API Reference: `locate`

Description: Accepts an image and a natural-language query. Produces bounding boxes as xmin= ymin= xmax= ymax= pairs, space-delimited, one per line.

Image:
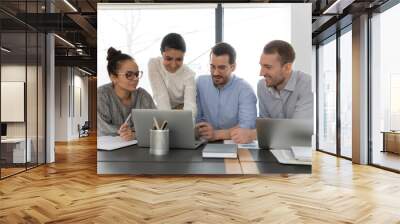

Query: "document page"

xmin=98 ymin=136 xmax=137 ymax=150
xmin=224 ymin=140 xmax=260 ymax=149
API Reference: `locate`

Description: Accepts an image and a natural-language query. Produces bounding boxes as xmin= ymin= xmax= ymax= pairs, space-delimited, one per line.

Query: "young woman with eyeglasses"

xmin=97 ymin=47 xmax=156 ymax=140
xmin=148 ymin=33 xmax=197 ymax=117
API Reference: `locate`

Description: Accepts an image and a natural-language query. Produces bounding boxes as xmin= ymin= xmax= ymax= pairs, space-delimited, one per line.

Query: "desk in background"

xmin=1 ymin=138 xmax=32 ymax=164
xmin=97 ymin=144 xmax=311 ymax=175
xmin=382 ymin=131 xmax=400 ymax=154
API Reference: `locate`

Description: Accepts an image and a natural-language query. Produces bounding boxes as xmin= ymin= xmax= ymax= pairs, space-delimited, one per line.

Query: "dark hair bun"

xmin=107 ymin=47 xmax=122 ymax=61
xmin=106 ymin=47 xmax=133 ymax=75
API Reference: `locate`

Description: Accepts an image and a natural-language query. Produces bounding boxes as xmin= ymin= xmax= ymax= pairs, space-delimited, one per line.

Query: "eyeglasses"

xmin=117 ymin=70 xmax=143 ymax=80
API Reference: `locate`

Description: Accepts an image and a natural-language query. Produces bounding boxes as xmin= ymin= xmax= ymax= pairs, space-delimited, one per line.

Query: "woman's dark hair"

xmin=160 ymin=33 xmax=186 ymax=53
xmin=106 ymin=47 xmax=133 ymax=75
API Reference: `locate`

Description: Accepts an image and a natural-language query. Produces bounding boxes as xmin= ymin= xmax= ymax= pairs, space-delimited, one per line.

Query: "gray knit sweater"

xmin=97 ymin=83 xmax=156 ymax=136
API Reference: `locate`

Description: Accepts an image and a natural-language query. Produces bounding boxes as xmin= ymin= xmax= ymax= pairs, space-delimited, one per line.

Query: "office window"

xmin=371 ymin=3 xmax=400 ymax=171
xmin=339 ymin=29 xmax=352 ymax=158
xmin=97 ymin=5 xmax=216 ymax=95
xmin=318 ymin=37 xmax=337 ymax=154
xmin=223 ymin=5 xmax=291 ymax=92
xmin=390 ymin=75 xmax=400 ymax=129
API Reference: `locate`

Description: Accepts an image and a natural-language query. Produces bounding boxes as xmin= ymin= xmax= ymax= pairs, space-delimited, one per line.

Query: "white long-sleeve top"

xmin=148 ymin=57 xmax=197 ymax=118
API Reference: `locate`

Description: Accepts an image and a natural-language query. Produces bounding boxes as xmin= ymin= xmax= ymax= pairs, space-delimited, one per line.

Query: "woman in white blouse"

xmin=148 ymin=33 xmax=196 ymax=117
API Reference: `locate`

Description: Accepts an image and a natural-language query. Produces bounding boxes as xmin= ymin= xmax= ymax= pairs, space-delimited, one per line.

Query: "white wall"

xmin=291 ymin=4 xmax=312 ymax=75
xmin=292 ymin=4 xmax=313 ymax=149
xmin=55 ymin=67 xmax=89 ymax=141
xmin=1 ymin=82 xmax=25 ymax=122
xmin=55 ymin=67 xmax=68 ymax=141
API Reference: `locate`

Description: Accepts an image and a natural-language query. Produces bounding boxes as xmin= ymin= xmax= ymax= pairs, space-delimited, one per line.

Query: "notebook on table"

xmin=291 ymin=146 xmax=312 ymax=161
xmin=202 ymin=144 xmax=237 ymax=158
xmin=97 ymin=136 xmax=137 ymax=151
xmin=270 ymin=146 xmax=312 ymax=165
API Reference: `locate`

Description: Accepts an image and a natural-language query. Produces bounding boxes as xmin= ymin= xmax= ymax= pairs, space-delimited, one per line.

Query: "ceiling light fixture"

xmin=54 ymin=34 xmax=75 ymax=48
xmin=1 ymin=47 xmax=11 ymax=53
xmin=63 ymin=0 xmax=78 ymax=12
xmin=323 ymin=0 xmax=354 ymax=14
xmin=78 ymin=67 xmax=93 ymax=76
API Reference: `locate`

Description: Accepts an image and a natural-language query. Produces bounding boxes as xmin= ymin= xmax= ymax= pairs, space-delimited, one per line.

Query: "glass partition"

xmin=27 ymin=31 xmax=38 ymax=169
xmin=339 ymin=29 xmax=352 ymax=158
xmin=317 ymin=37 xmax=337 ymax=155
xmin=1 ymin=30 xmax=28 ymax=177
xmin=38 ymin=32 xmax=46 ymax=165
xmin=0 ymin=1 xmax=46 ymax=179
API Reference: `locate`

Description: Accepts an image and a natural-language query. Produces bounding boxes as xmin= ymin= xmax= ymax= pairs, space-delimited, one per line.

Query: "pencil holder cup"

xmin=149 ymin=129 xmax=169 ymax=156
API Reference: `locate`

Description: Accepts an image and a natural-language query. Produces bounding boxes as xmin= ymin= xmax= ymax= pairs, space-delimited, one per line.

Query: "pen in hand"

xmin=124 ymin=113 xmax=132 ymax=125
xmin=119 ymin=113 xmax=134 ymax=141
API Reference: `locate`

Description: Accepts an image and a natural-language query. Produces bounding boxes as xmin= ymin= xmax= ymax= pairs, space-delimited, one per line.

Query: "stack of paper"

xmin=223 ymin=140 xmax=260 ymax=149
xmin=97 ymin=136 xmax=137 ymax=151
xmin=202 ymin=144 xmax=237 ymax=158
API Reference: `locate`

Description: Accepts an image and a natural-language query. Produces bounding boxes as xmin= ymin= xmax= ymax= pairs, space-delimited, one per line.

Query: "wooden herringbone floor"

xmin=1 ymin=135 xmax=400 ymax=224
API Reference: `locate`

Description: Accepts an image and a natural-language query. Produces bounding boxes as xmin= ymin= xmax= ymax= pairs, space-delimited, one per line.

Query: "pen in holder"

xmin=149 ymin=128 xmax=169 ymax=156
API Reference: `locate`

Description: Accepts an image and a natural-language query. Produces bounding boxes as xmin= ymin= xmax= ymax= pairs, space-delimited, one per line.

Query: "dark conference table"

xmin=97 ymin=143 xmax=311 ymax=175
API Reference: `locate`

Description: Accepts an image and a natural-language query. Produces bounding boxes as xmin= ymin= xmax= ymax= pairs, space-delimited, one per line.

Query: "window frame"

xmin=315 ymin=24 xmax=353 ymax=160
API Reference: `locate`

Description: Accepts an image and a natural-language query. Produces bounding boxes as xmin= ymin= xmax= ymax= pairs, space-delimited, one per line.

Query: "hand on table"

xmin=230 ymin=127 xmax=255 ymax=144
xmin=195 ymin=122 xmax=216 ymax=141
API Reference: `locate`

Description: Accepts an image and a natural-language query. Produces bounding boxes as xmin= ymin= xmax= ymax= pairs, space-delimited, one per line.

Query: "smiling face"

xmin=162 ymin=48 xmax=184 ymax=73
xmin=259 ymin=53 xmax=291 ymax=88
xmin=210 ymin=53 xmax=236 ymax=88
xmin=110 ymin=59 xmax=140 ymax=92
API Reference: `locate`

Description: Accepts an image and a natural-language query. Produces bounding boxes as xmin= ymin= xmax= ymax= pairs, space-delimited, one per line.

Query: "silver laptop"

xmin=256 ymin=118 xmax=313 ymax=149
xmin=132 ymin=109 xmax=206 ymax=149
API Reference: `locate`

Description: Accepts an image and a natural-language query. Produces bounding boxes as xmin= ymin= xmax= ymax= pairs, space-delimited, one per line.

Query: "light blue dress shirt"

xmin=196 ymin=75 xmax=257 ymax=129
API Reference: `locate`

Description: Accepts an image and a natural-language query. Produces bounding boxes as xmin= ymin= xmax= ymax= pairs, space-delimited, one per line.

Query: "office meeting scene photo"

xmin=96 ymin=3 xmax=314 ymax=175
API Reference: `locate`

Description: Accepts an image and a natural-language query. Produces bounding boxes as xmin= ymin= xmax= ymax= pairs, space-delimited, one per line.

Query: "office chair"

xmin=78 ymin=121 xmax=90 ymax=138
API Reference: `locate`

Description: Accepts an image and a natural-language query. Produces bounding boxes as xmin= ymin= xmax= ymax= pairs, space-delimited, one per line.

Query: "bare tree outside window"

xmin=98 ymin=7 xmax=216 ymax=95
